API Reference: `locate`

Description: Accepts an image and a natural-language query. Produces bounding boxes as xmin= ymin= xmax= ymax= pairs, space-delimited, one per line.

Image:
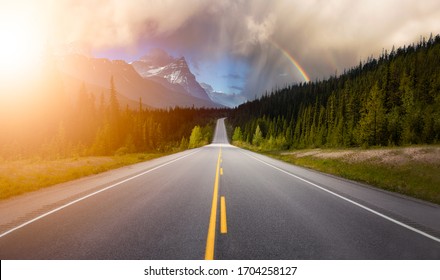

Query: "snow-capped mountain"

xmin=132 ymin=51 xmax=211 ymax=101
xmin=56 ymin=54 xmax=220 ymax=109
xmin=131 ymin=49 xmax=174 ymax=74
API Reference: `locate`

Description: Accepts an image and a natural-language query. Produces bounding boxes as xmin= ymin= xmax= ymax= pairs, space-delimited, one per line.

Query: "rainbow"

xmin=270 ymin=40 xmax=310 ymax=83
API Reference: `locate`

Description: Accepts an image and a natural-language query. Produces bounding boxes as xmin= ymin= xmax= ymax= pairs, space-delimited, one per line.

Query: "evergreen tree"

xmin=189 ymin=125 xmax=204 ymax=148
xmin=232 ymin=127 xmax=243 ymax=142
xmin=357 ymin=83 xmax=387 ymax=146
xmin=252 ymin=125 xmax=263 ymax=146
xmin=109 ymin=76 xmax=120 ymax=117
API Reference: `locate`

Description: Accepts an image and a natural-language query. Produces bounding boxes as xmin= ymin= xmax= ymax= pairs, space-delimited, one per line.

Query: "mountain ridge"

xmin=56 ymin=54 xmax=221 ymax=109
xmin=132 ymin=54 xmax=211 ymax=101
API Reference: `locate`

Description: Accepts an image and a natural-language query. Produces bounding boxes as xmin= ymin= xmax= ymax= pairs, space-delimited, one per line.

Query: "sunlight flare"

xmin=0 ymin=4 xmax=46 ymax=84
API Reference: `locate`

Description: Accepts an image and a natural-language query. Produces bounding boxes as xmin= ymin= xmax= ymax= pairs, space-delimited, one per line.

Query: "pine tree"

xmin=189 ymin=125 xmax=203 ymax=148
xmin=400 ymin=73 xmax=418 ymax=143
xmin=232 ymin=127 xmax=243 ymax=142
xmin=180 ymin=136 xmax=189 ymax=150
xmin=357 ymin=83 xmax=386 ymax=146
xmin=252 ymin=125 xmax=263 ymax=146
xmin=109 ymin=76 xmax=120 ymax=117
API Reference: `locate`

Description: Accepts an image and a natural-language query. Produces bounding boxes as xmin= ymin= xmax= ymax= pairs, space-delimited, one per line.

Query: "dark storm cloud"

xmin=222 ymin=74 xmax=242 ymax=80
xmin=229 ymin=85 xmax=243 ymax=91
xmin=47 ymin=0 xmax=440 ymax=98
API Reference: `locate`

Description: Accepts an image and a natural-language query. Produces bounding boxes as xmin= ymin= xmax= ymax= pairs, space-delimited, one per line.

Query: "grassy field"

xmin=235 ymin=142 xmax=440 ymax=205
xmin=0 ymin=153 xmax=169 ymax=200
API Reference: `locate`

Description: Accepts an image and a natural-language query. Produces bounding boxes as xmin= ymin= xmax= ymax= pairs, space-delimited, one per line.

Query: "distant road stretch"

xmin=0 ymin=118 xmax=439 ymax=259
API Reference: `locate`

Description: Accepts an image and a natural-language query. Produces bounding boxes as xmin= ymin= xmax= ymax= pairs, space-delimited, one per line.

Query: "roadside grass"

xmin=0 ymin=153 xmax=169 ymax=200
xmin=234 ymin=142 xmax=440 ymax=205
xmin=274 ymin=154 xmax=440 ymax=205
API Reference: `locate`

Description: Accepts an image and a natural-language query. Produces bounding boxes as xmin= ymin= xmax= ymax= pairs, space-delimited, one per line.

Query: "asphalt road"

xmin=0 ymin=118 xmax=439 ymax=259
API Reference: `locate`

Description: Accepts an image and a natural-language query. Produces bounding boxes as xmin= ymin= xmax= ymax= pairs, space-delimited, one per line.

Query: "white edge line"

xmin=0 ymin=149 xmax=201 ymax=239
xmin=242 ymin=150 xmax=440 ymax=244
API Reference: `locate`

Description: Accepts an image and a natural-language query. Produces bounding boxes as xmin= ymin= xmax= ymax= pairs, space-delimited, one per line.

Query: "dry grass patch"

xmin=285 ymin=147 xmax=440 ymax=166
xmin=240 ymin=144 xmax=440 ymax=205
xmin=0 ymin=153 xmax=166 ymax=200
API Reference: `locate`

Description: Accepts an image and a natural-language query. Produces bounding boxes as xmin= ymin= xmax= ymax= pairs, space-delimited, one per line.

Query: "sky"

xmin=1 ymin=0 xmax=440 ymax=100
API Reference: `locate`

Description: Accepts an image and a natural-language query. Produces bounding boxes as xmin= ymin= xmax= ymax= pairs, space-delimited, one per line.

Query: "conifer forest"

xmin=229 ymin=35 xmax=440 ymax=149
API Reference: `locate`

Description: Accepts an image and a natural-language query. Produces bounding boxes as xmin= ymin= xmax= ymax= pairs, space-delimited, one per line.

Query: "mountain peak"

xmin=139 ymin=48 xmax=174 ymax=67
xmin=173 ymin=56 xmax=190 ymax=70
xmin=131 ymin=51 xmax=210 ymax=101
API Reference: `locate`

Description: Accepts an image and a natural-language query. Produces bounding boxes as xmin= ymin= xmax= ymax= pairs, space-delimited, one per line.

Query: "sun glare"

xmin=0 ymin=9 xmax=45 ymax=85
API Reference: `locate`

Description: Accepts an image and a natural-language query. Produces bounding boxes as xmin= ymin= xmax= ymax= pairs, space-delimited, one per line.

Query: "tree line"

xmin=229 ymin=34 xmax=440 ymax=149
xmin=0 ymin=72 xmax=226 ymax=159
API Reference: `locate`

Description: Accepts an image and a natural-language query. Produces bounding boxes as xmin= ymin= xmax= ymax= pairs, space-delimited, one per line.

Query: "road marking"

xmin=220 ymin=196 xmax=228 ymax=234
xmin=0 ymin=149 xmax=202 ymax=239
xmin=243 ymin=151 xmax=440 ymax=244
xmin=205 ymin=147 xmax=222 ymax=260
xmin=220 ymin=168 xmax=223 ymax=175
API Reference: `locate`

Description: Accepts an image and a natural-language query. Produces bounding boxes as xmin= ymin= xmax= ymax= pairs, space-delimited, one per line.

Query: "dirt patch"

xmin=406 ymin=147 xmax=440 ymax=165
xmin=288 ymin=147 xmax=440 ymax=166
xmin=281 ymin=150 xmax=322 ymax=158
xmin=313 ymin=151 xmax=354 ymax=159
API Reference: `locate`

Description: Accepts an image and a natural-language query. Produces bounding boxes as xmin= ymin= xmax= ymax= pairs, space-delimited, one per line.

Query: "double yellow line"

xmin=205 ymin=147 xmax=227 ymax=260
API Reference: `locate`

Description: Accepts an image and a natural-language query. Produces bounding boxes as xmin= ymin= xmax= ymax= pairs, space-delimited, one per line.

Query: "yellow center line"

xmin=205 ymin=147 xmax=222 ymax=260
xmin=220 ymin=196 xmax=228 ymax=234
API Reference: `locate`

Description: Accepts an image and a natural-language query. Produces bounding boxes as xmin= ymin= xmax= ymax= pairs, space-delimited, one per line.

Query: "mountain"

xmin=200 ymin=83 xmax=247 ymax=108
xmin=56 ymin=54 xmax=220 ymax=109
xmin=131 ymin=51 xmax=211 ymax=101
xmin=135 ymin=48 xmax=174 ymax=69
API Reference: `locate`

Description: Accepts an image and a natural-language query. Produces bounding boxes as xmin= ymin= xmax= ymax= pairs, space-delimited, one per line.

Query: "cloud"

xmin=229 ymin=85 xmax=243 ymax=91
xmin=47 ymin=0 xmax=209 ymax=49
xmin=36 ymin=0 xmax=440 ymax=99
xmin=222 ymin=74 xmax=242 ymax=80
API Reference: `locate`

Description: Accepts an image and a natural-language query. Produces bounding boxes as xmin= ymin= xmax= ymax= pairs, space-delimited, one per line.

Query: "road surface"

xmin=0 ymin=118 xmax=439 ymax=259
